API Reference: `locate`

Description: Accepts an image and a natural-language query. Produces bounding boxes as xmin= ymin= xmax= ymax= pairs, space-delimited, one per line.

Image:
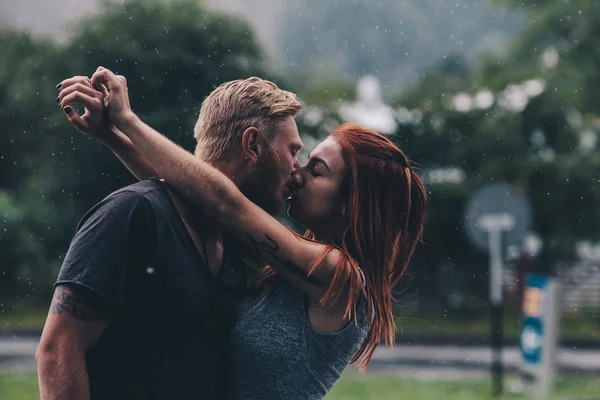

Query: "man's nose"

xmin=291 ymin=169 xmax=303 ymax=186
xmin=292 ymin=157 xmax=300 ymax=171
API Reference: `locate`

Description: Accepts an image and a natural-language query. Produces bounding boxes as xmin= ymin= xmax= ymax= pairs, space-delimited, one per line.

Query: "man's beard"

xmin=239 ymin=151 xmax=286 ymax=217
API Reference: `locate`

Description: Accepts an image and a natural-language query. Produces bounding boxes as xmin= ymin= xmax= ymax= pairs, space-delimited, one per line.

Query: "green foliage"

xmin=392 ymin=0 xmax=600 ymax=290
xmin=0 ymin=0 xmax=269 ymax=305
xmin=0 ymin=30 xmax=59 ymax=190
xmin=2 ymin=0 xmax=600 ymax=312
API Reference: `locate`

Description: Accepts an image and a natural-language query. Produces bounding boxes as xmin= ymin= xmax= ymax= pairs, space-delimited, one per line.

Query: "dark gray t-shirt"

xmin=228 ymin=281 xmax=370 ymax=400
xmin=56 ymin=179 xmax=247 ymax=399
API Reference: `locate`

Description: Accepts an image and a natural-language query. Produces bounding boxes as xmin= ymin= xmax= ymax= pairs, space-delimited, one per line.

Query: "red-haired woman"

xmin=59 ymin=69 xmax=427 ymax=400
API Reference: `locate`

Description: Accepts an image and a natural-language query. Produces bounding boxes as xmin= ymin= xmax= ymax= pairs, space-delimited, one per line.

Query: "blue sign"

xmin=520 ymin=274 xmax=549 ymax=366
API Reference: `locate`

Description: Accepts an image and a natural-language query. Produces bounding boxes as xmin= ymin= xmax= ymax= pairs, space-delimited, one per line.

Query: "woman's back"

xmin=228 ymin=282 xmax=369 ymax=400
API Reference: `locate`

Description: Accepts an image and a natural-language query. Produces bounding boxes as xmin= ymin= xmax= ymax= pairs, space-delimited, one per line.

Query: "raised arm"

xmin=97 ymin=127 xmax=160 ymax=181
xmin=57 ymin=76 xmax=159 ymax=181
xmin=85 ymin=67 xmax=342 ymax=302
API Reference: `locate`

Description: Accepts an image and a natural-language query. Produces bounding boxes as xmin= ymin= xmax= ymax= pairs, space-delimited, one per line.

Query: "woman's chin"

xmin=286 ymin=201 xmax=303 ymax=224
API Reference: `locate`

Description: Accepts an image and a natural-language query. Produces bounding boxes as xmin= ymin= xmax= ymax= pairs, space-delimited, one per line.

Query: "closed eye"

xmin=308 ymin=166 xmax=321 ymax=177
xmin=307 ymin=155 xmax=331 ymax=172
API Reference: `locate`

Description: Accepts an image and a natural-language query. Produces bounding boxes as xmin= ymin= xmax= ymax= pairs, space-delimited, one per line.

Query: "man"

xmin=36 ymin=75 xmax=303 ymax=399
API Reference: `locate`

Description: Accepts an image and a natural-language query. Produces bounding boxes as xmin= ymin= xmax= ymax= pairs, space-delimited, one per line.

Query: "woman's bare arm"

xmin=99 ymin=126 xmax=160 ymax=181
xmin=87 ymin=67 xmax=341 ymax=302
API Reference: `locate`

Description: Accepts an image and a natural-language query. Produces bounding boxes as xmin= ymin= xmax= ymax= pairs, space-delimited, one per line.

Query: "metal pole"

xmin=538 ymin=279 xmax=561 ymax=397
xmin=489 ymin=229 xmax=504 ymax=397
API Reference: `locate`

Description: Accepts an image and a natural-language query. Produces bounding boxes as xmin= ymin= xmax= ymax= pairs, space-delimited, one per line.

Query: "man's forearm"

xmin=100 ymin=126 xmax=161 ymax=181
xmin=38 ymin=352 xmax=90 ymax=400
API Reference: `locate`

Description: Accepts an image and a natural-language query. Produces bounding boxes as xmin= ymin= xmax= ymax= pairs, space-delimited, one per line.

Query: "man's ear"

xmin=241 ymin=127 xmax=266 ymax=162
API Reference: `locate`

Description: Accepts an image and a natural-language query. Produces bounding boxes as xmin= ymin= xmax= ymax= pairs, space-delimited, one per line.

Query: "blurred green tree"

xmin=391 ymin=0 xmax=600 ymax=306
xmin=0 ymin=0 xmax=269 ymax=305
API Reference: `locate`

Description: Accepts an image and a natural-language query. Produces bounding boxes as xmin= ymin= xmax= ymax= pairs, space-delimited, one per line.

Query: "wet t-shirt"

xmin=56 ymin=179 xmax=246 ymax=399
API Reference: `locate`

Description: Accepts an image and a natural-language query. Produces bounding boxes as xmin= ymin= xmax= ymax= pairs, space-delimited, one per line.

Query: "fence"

xmin=504 ymin=261 xmax=600 ymax=313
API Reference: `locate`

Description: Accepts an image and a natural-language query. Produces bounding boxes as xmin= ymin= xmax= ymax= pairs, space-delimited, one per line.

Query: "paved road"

xmin=2 ymin=336 xmax=600 ymax=379
xmin=0 ymin=336 xmax=38 ymax=374
xmin=368 ymin=344 xmax=600 ymax=379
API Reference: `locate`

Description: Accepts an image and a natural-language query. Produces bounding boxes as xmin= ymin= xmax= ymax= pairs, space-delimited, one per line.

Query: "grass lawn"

xmin=0 ymin=373 xmax=38 ymax=400
xmin=2 ymin=371 xmax=600 ymax=400
xmin=396 ymin=312 xmax=600 ymax=340
xmin=326 ymin=372 xmax=600 ymax=400
xmin=2 ymin=306 xmax=600 ymax=340
xmin=0 ymin=306 xmax=48 ymax=332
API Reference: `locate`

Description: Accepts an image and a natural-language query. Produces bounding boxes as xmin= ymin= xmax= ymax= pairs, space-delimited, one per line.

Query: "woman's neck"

xmin=309 ymin=227 xmax=340 ymax=246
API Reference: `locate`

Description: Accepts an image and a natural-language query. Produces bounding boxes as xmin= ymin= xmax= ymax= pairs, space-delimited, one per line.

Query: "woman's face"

xmin=287 ymin=137 xmax=346 ymax=236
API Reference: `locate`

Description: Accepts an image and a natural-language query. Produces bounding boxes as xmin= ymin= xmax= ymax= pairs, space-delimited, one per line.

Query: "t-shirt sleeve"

xmin=55 ymin=190 xmax=156 ymax=308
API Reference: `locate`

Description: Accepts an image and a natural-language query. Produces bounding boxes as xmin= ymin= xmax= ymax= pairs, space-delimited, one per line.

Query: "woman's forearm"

xmin=100 ymin=126 xmax=161 ymax=181
xmin=115 ymin=113 xmax=240 ymax=221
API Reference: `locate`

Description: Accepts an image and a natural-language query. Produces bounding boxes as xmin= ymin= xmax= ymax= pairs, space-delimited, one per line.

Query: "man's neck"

xmin=166 ymin=151 xmax=247 ymax=231
xmin=165 ymin=154 xmax=248 ymax=274
xmin=167 ymin=188 xmax=221 ymax=237
xmin=209 ymin=157 xmax=246 ymax=187
xmin=172 ymin=154 xmax=243 ymax=232
xmin=167 ymin=187 xmax=225 ymax=275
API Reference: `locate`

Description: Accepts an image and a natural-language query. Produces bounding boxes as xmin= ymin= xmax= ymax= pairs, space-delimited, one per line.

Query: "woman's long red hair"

xmin=257 ymin=123 xmax=427 ymax=370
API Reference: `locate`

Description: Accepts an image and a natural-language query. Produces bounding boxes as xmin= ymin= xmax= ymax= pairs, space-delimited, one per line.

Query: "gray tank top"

xmin=227 ymin=281 xmax=370 ymax=399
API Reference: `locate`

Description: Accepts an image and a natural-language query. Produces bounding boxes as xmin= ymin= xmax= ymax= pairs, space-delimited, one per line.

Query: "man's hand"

xmin=57 ymin=76 xmax=116 ymax=141
xmin=90 ymin=66 xmax=135 ymax=128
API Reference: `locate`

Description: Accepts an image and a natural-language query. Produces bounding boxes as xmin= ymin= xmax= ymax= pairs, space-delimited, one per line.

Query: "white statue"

xmin=339 ymin=74 xmax=397 ymax=135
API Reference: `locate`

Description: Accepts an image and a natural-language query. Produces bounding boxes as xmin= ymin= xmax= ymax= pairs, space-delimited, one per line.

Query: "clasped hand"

xmin=56 ymin=66 xmax=134 ymax=139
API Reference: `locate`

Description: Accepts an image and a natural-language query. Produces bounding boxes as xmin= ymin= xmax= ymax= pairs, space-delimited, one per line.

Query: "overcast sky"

xmin=0 ymin=0 xmax=283 ymax=57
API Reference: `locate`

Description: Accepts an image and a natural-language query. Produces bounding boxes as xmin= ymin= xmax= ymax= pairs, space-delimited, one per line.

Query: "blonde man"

xmin=37 ymin=76 xmax=303 ymax=400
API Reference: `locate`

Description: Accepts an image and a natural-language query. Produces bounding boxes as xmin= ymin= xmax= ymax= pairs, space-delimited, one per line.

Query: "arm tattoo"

xmin=50 ymin=286 xmax=111 ymax=322
xmin=245 ymin=233 xmax=327 ymax=287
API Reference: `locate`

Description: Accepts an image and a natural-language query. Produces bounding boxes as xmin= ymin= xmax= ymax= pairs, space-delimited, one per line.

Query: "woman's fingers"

xmin=60 ymin=89 xmax=102 ymax=112
xmin=90 ymin=67 xmax=123 ymax=93
xmin=56 ymin=76 xmax=92 ymax=91
xmin=57 ymin=82 xmax=102 ymax=108
xmin=60 ymin=90 xmax=103 ymax=133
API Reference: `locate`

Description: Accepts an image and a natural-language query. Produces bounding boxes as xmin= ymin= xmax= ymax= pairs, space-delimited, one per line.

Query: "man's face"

xmin=240 ymin=116 xmax=302 ymax=216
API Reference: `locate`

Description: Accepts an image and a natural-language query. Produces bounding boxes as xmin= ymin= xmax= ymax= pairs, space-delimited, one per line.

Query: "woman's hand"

xmin=57 ymin=75 xmax=117 ymax=142
xmin=90 ymin=66 xmax=135 ymax=129
xmin=57 ymin=73 xmax=160 ymax=181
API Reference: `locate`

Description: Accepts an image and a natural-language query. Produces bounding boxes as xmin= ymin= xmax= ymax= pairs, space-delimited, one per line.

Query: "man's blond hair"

xmin=194 ymin=77 xmax=302 ymax=161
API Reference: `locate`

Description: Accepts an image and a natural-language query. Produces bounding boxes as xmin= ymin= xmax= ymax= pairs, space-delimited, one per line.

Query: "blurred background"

xmin=1 ymin=0 xmax=600 ymax=398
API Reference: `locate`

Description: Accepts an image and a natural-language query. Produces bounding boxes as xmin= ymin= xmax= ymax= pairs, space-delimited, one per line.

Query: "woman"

xmin=58 ymin=68 xmax=427 ymax=399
